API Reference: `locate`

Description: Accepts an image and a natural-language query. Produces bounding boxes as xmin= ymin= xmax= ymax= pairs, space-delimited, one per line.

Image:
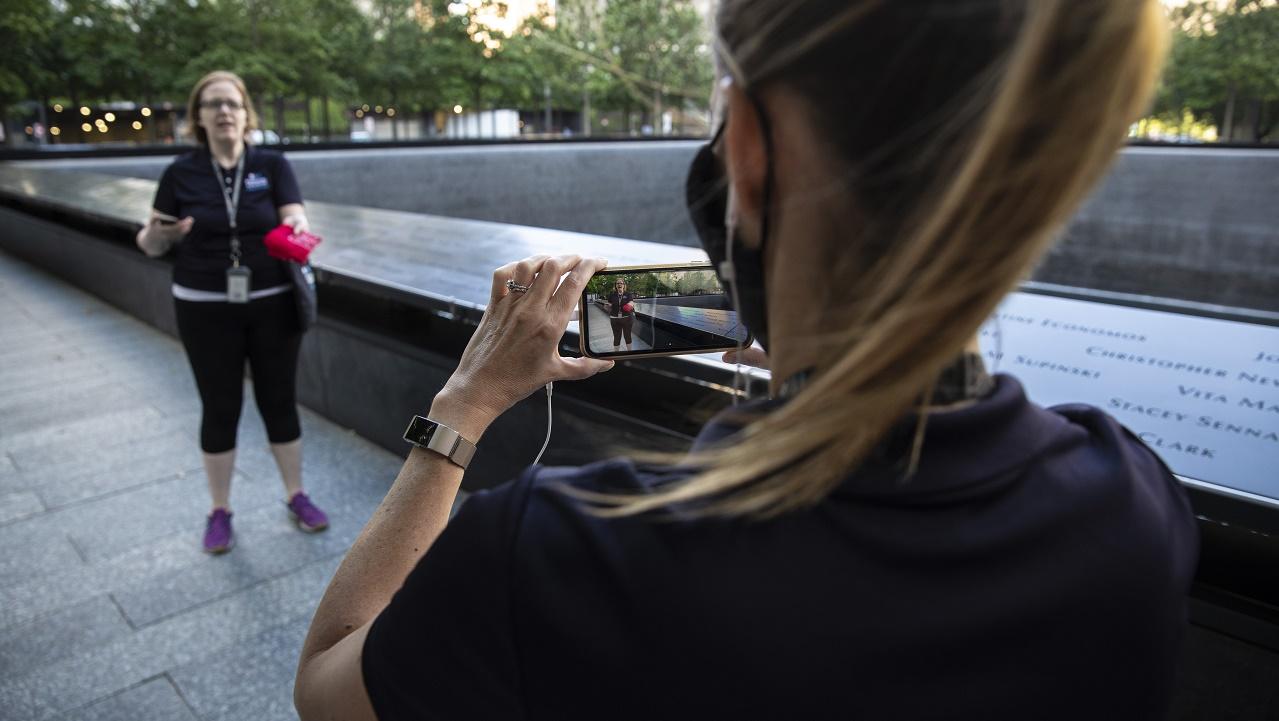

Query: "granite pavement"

xmin=0 ymin=248 xmax=428 ymax=721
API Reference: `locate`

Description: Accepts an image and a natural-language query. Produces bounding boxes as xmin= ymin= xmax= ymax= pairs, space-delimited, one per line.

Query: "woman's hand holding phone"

xmin=429 ymin=254 xmax=615 ymax=442
xmin=722 ymin=346 xmax=769 ymax=369
xmin=138 ymin=212 xmax=194 ymax=257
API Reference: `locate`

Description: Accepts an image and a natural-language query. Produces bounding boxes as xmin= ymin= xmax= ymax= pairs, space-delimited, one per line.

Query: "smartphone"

xmin=153 ymin=212 xmax=180 ymax=226
xmin=578 ymin=262 xmax=752 ymax=360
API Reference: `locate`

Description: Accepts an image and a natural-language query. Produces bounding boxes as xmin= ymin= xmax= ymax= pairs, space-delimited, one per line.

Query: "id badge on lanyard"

xmin=213 ymin=152 xmax=251 ymax=304
xmin=226 ymin=261 xmax=252 ymax=303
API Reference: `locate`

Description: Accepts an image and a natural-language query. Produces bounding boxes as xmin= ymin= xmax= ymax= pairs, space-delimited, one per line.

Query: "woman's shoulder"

xmin=478 ymin=458 xmax=674 ymax=514
xmin=463 ymin=458 xmax=687 ymax=548
xmin=249 ymin=146 xmax=289 ymax=165
xmin=163 ymin=148 xmax=204 ymax=171
xmin=1045 ymin=400 xmax=1173 ymax=476
xmin=1033 ymin=398 xmax=1195 ymax=538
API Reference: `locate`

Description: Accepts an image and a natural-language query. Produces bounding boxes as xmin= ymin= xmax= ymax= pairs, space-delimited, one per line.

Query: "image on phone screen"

xmin=579 ymin=264 xmax=750 ymax=358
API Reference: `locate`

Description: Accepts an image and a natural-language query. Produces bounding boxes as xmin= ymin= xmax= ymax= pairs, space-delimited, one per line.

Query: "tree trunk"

xmin=1256 ymin=100 xmax=1276 ymax=143
xmin=145 ymin=93 xmax=157 ymax=143
xmin=1242 ymin=99 xmax=1261 ymax=143
xmin=38 ymin=96 xmax=49 ymax=145
xmin=275 ymin=96 xmax=285 ymax=141
xmin=321 ymin=95 xmax=331 ymax=141
xmin=304 ymin=95 xmax=313 ymax=142
xmin=543 ymin=81 xmax=552 ymax=135
xmin=70 ymin=89 xmax=82 ymax=142
xmin=582 ymin=84 xmax=591 ymax=136
xmin=653 ymin=86 xmax=662 ymax=136
xmin=1222 ymin=84 xmax=1236 ymax=141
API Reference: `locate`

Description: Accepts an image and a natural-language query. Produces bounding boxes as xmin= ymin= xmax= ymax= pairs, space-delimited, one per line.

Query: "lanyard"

xmin=210 ymin=150 xmax=246 ymax=266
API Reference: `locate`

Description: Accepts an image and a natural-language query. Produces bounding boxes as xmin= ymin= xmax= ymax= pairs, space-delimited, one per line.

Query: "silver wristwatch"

xmin=402 ymin=416 xmax=477 ymax=469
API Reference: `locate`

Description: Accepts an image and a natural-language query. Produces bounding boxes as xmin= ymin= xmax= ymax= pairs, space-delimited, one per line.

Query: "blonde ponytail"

xmin=585 ymin=0 xmax=1169 ymax=519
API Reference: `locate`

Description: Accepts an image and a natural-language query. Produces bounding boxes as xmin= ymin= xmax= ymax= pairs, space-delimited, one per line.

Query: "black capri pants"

xmin=610 ymin=316 xmax=634 ymax=345
xmin=175 ymin=292 xmax=302 ymax=453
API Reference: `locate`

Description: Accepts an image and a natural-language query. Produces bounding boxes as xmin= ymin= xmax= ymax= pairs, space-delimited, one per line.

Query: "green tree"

xmin=600 ymin=0 xmax=712 ymax=133
xmin=1155 ymin=0 xmax=1279 ymax=142
xmin=0 ymin=0 xmax=52 ymax=142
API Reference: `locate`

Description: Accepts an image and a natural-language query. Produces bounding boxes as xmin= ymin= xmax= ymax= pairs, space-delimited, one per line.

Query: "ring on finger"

xmin=505 ymin=279 xmax=530 ymax=294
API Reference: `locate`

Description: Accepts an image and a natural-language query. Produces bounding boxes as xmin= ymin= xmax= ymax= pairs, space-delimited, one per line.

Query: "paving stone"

xmin=0 ymin=375 xmax=128 ymax=411
xmin=0 ymin=331 xmax=78 ymax=359
xmin=0 ymin=521 xmax=84 ymax=588
xmin=0 ymin=355 xmax=109 ymax=395
xmin=0 ymin=490 xmax=44 ymax=524
xmin=53 ymin=677 xmax=198 ymax=721
xmin=59 ymin=470 xmax=281 ymax=563
xmin=170 ymin=617 xmax=310 ymax=721
xmin=31 ymin=438 xmax=202 ymax=510
xmin=112 ymin=501 xmax=361 ymax=628
xmin=0 ymin=595 xmax=132 ymax=672
xmin=0 ymin=466 xmax=276 ymax=572
xmin=0 ymin=555 xmax=342 ymax=720
xmin=0 ymin=342 xmax=87 ymax=370
xmin=8 ymin=409 xmax=201 ymax=471
xmin=0 ymin=405 xmax=166 ymax=457
xmin=0 ymin=533 xmax=206 ymax=632
xmin=0 ymin=383 xmax=148 ymax=437
xmin=0 ymin=317 xmax=49 ymax=337
xmin=9 ymin=429 xmax=193 ymax=483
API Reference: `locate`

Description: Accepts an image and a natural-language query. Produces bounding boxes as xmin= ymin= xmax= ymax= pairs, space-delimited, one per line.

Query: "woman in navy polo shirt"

xmin=295 ymin=2 xmax=1197 ymax=719
xmin=136 ymin=71 xmax=328 ymax=554
xmin=605 ymin=277 xmax=636 ymax=351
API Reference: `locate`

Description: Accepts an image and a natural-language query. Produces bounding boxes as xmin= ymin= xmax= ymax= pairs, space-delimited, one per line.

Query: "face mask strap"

xmin=719 ymin=87 xmax=774 ymax=403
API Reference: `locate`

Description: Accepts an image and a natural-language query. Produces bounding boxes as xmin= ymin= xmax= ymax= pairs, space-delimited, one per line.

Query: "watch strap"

xmin=402 ymin=416 xmax=477 ymax=469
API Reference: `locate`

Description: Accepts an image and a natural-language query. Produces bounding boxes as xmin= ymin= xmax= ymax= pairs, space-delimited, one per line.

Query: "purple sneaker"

xmin=287 ymin=492 xmax=329 ymax=533
xmin=203 ymin=509 xmax=234 ymax=554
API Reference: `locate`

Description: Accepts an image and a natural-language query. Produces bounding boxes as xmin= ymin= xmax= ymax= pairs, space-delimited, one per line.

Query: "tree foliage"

xmin=1153 ymin=0 xmax=1279 ymax=142
xmin=5 ymin=0 xmax=715 ymax=142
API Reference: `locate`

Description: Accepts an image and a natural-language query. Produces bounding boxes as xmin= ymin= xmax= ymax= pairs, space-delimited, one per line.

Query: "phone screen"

xmin=580 ymin=265 xmax=750 ymax=358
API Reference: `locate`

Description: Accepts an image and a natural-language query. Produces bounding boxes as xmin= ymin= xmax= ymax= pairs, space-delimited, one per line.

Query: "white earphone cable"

xmin=532 ymin=382 xmax=554 ymax=465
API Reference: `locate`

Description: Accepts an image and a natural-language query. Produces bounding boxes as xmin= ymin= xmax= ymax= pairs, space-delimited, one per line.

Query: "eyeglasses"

xmin=199 ymin=99 xmax=244 ymax=111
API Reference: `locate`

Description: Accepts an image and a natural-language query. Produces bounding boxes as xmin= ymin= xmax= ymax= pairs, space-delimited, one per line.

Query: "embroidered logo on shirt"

xmin=243 ymin=173 xmax=270 ymax=192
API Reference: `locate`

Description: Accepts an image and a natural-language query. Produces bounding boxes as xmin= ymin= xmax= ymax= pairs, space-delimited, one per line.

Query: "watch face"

xmin=404 ymin=416 xmax=438 ymax=447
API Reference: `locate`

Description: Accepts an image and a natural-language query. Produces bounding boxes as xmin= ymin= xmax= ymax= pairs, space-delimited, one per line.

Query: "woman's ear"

xmin=724 ymin=83 xmax=768 ymax=224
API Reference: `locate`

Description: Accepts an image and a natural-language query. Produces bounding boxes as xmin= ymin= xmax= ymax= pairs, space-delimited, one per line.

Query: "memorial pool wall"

xmin=17 ymin=143 xmax=1279 ymax=313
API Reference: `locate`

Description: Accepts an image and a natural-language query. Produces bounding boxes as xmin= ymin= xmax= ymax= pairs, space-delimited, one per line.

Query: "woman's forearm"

xmin=135 ymin=226 xmax=169 ymax=258
xmin=297 ymin=389 xmax=496 ymax=664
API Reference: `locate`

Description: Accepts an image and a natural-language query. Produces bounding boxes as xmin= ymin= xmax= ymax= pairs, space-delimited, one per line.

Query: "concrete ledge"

xmin=14 ymin=144 xmax=1279 ymax=311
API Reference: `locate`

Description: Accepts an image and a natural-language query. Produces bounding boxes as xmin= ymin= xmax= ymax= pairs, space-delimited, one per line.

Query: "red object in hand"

xmin=264 ymin=224 xmax=322 ymax=263
xmin=622 ymin=302 xmax=634 ymax=313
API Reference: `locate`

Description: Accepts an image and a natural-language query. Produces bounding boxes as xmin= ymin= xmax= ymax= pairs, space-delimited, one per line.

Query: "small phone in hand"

xmin=153 ymin=212 xmax=180 ymax=227
xmin=578 ymin=262 xmax=751 ymax=360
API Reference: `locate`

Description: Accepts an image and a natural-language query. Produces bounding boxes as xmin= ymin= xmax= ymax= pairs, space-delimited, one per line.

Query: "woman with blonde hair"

xmin=295 ymin=1 xmax=1196 ymax=719
xmin=137 ymin=71 xmax=328 ymax=554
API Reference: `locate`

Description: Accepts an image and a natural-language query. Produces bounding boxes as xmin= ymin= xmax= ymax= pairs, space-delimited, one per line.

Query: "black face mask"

xmin=684 ymin=108 xmax=774 ymax=351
